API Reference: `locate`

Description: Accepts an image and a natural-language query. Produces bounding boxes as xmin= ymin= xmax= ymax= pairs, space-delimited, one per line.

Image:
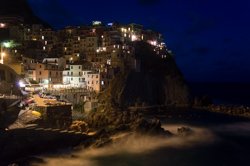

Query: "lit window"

xmin=42 ymin=36 xmax=44 ymax=40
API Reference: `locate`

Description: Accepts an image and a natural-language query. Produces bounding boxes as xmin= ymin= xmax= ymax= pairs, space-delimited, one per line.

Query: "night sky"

xmin=27 ymin=0 xmax=250 ymax=82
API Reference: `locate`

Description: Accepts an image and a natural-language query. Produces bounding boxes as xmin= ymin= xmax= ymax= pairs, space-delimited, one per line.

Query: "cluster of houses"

xmin=0 ymin=16 xmax=170 ymax=93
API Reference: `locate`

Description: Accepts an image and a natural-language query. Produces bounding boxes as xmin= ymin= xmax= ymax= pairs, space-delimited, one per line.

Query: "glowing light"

xmin=19 ymin=81 xmax=25 ymax=88
xmin=78 ymin=36 xmax=80 ymax=41
xmin=3 ymin=42 xmax=12 ymax=48
xmin=92 ymin=21 xmax=102 ymax=26
xmin=107 ymin=59 xmax=111 ymax=65
xmin=42 ymin=36 xmax=44 ymax=40
xmin=0 ymin=23 xmax=6 ymax=28
xmin=131 ymin=35 xmax=137 ymax=41
xmin=150 ymin=40 xmax=157 ymax=46
xmin=107 ymin=23 xmax=113 ymax=26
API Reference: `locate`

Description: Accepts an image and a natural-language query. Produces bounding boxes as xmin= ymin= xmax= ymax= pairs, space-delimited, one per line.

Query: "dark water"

xmin=189 ymin=82 xmax=250 ymax=106
xmin=30 ymin=122 xmax=250 ymax=166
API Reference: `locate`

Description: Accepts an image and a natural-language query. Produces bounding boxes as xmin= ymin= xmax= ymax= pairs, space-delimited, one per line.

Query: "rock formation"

xmin=100 ymin=41 xmax=191 ymax=108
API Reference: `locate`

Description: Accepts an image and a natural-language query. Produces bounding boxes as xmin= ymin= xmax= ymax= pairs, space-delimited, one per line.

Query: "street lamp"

xmin=0 ymin=51 xmax=5 ymax=64
xmin=0 ymin=41 xmax=13 ymax=64
xmin=0 ymin=44 xmax=5 ymax=64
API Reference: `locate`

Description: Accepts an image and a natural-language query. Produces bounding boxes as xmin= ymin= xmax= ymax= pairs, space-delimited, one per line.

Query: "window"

xmin=67 ymin=72 xmax=69 ymax=76
xmin=71 ymin=72 xmax=73 ymax=76
xmin=40 ymin=65 xmax=42 ymax=68
xmin=71 ymin=66 xmax=73 ymax=69
xmin=39 ymin=71 xmax=42 ymax=75
xmin=71 ymin=77 xmax=73 ymax=81
xmin=92 ymin=81 xmax=94 ymax=84
xmin=79 ymin=66 xmax=81 ymax=69
xmin=96 ymin=75 xmax=98 ymax=78
xmin=79 ymin=72 xmax=81 ymax=76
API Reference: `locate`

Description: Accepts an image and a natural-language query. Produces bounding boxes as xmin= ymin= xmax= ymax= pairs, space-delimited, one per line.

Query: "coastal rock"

xmin=69 ymin=120 xmax=89 ymax=132
xmin=86 ymin=108 xmax=172 ymax=136
xmin=100 ymin=41 xmax=191 ymax=108
xmin=177 ymin=127 xmax=193 ymax=136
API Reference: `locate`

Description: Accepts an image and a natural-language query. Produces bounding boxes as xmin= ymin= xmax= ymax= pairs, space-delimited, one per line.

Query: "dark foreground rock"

xmin=208 ymin=105 xmax=250 ymax=118
xmin=86 ymin=108 xmax=172 ymax=137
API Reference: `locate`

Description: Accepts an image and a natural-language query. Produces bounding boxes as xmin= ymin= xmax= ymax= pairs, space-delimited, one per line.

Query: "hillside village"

xmin=0 ymin=16 xmax=171 ymax=107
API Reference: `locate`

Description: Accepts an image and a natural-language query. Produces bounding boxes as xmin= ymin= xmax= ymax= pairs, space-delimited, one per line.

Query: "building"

xmin=63 ymin=63 xmax=85 ymax=87
xmin=82 ymin=70 xmax=101 ymax=92
xmin=42 ymin=57 xmax=66 ymax=70
xmin=28 ymin=63 xmax=62 ymax=86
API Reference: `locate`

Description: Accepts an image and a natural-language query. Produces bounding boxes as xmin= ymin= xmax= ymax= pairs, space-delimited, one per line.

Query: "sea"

xmin=189 ymin=82 xmax=250 ymax=106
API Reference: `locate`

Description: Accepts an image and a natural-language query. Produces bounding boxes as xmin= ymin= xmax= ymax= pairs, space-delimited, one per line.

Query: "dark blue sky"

xmin=28 ymin=0 xmax=250 ymax=82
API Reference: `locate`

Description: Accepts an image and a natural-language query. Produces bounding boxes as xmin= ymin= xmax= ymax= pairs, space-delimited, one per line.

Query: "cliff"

xmin=0 ymin=0 xmax=50 ymax=26
xmin=100 ymin=41 xmax=191 ymax=108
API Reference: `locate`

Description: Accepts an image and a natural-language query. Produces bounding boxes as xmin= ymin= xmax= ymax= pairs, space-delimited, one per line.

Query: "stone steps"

xmin=24 ymin=126 xmax=87 ymax=135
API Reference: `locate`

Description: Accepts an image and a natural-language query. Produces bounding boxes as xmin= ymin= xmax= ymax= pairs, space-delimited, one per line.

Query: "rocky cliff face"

xmin=0 ymin=0 xmax=50 ymax=26
xmin=101 ymin=42 xmax=191 ymax=108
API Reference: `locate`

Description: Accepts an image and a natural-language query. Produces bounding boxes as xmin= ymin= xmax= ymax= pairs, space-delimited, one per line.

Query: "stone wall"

xmin=35 ymin=105 xmax=72 ymax=129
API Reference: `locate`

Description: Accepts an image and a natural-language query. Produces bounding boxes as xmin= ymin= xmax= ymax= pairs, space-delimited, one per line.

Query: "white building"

xmin=63 ymin=64 xmax=85 ymax=87
xmin=83 ymin=70 xmax=101 ymax=92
